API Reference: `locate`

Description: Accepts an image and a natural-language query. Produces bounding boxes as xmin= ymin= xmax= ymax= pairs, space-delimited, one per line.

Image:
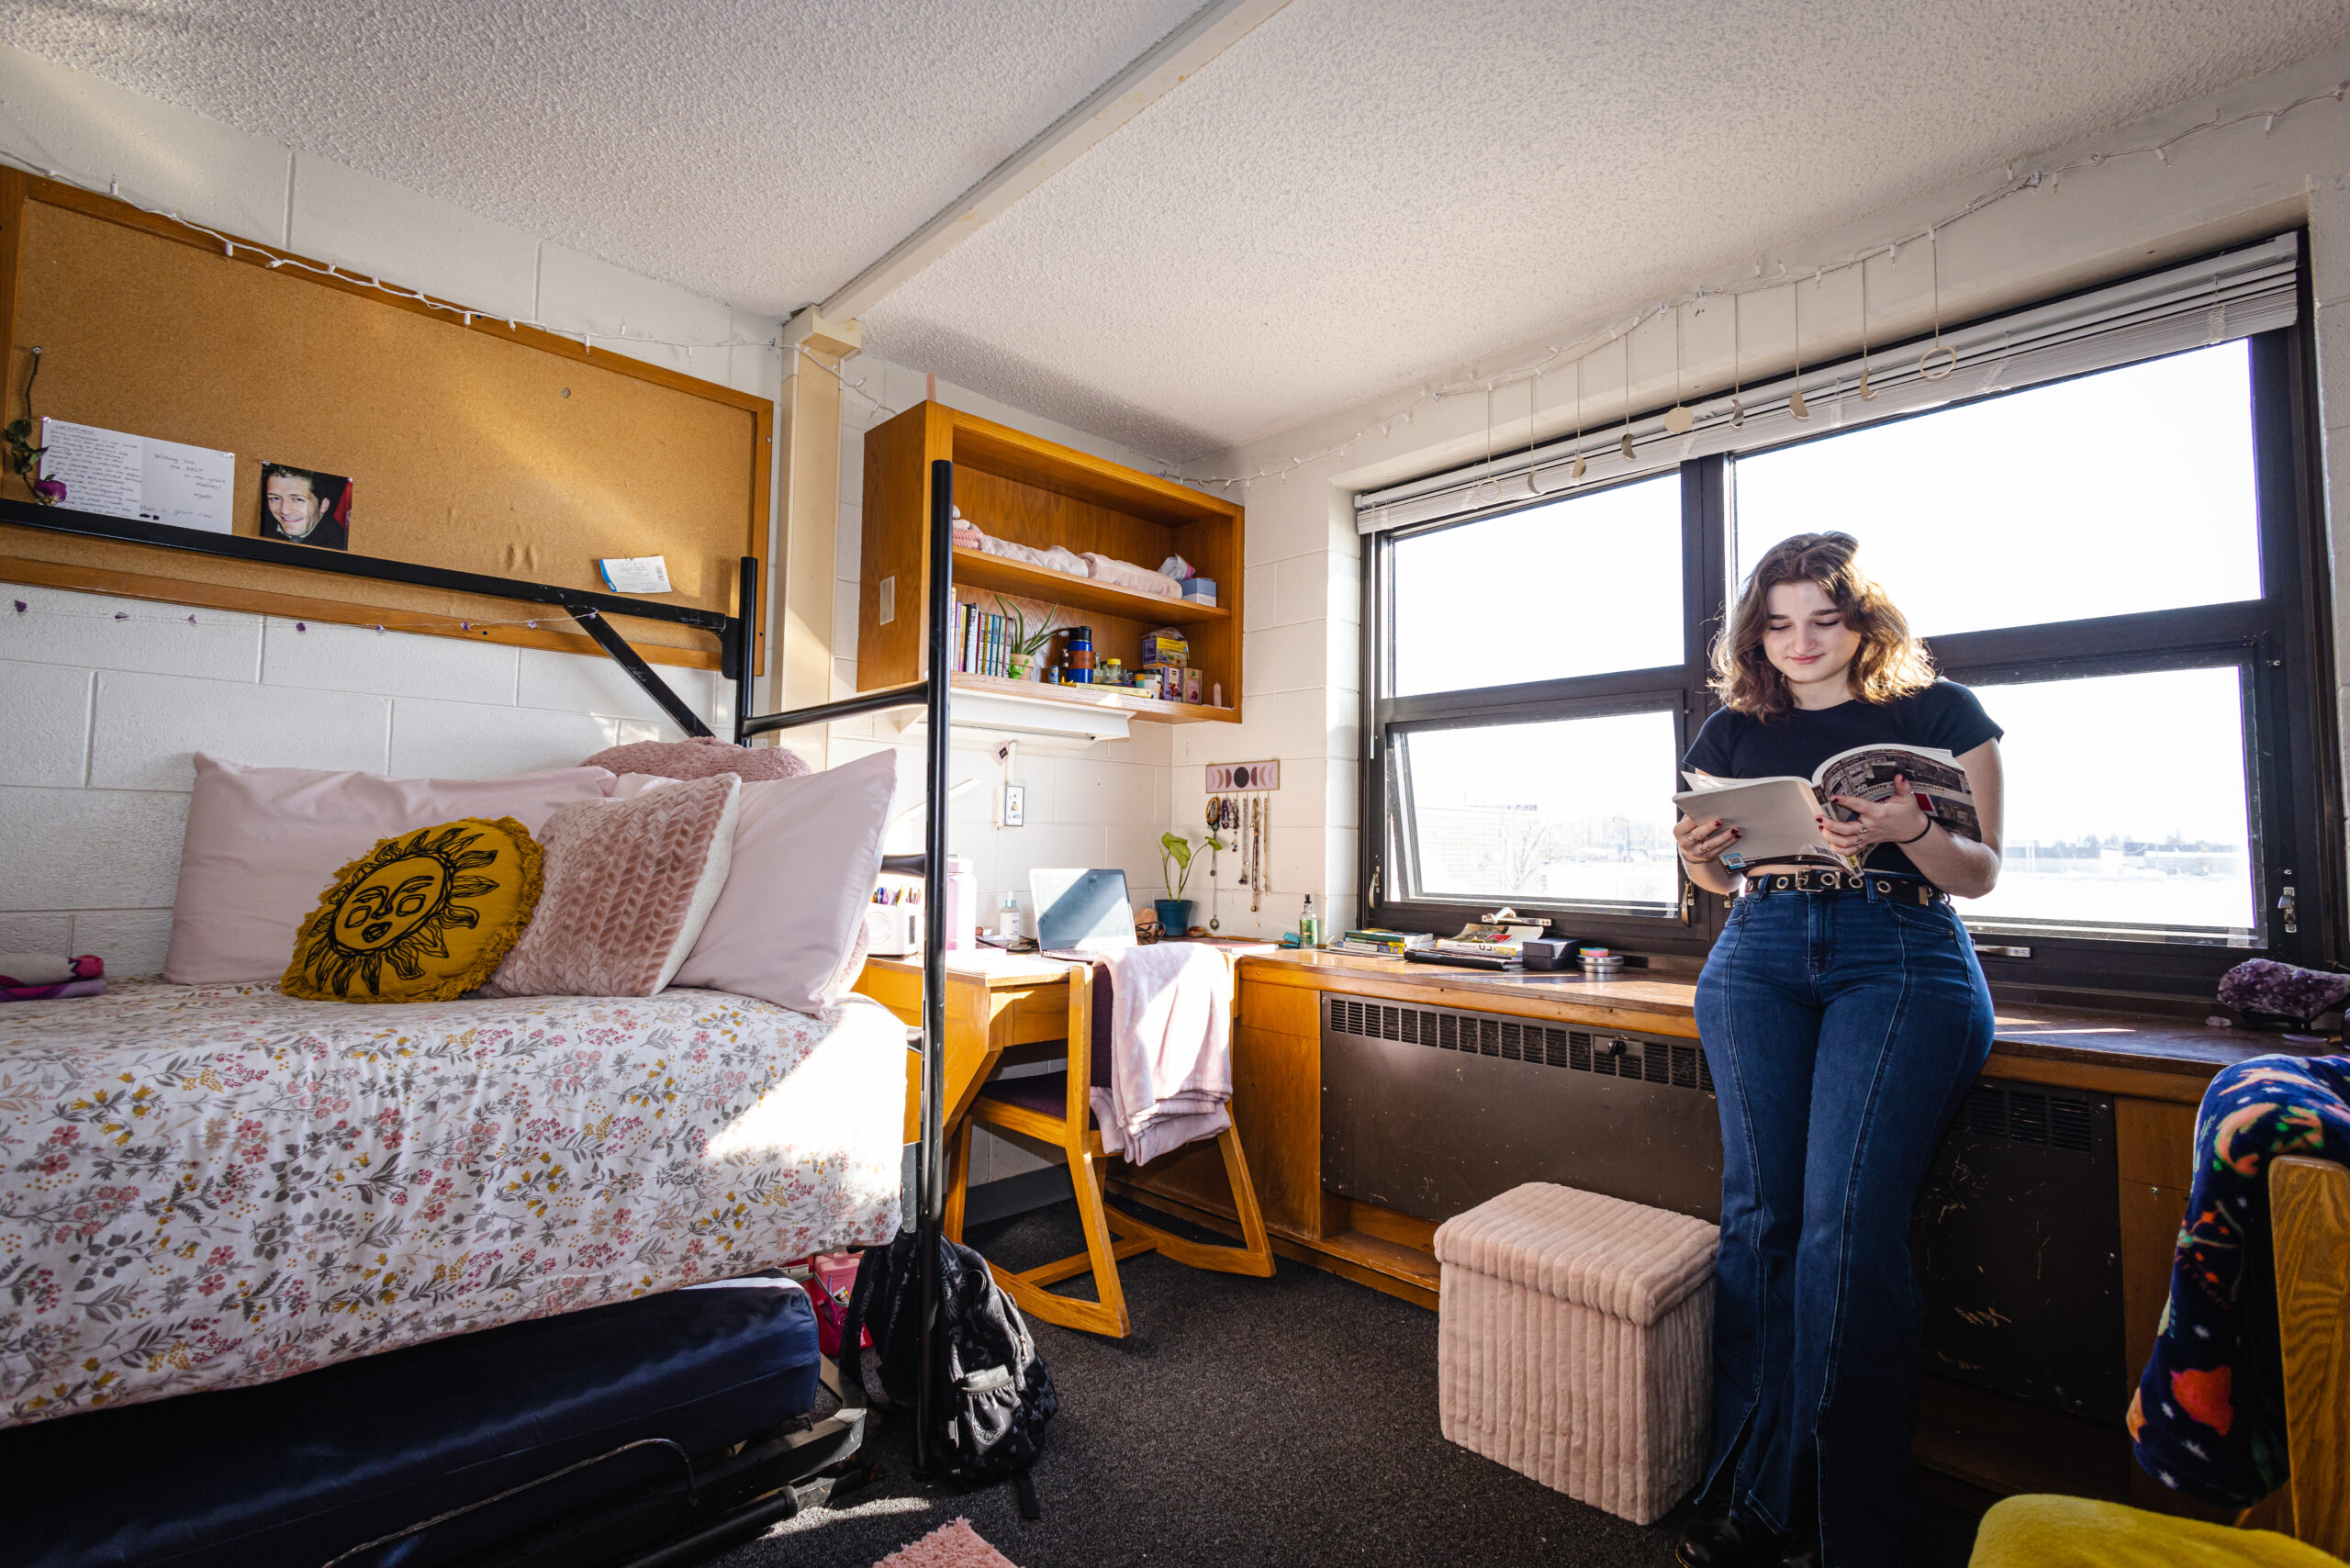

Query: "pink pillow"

xmin=163 ymin=756 xmax=616 ymax=984
xmin=583 ymin=734 xmax=811 ymax=781
xmin=614 ymin=749 xmax=898 ymax=1014
xmin=490 ymin=775 xmax=740 ymax=998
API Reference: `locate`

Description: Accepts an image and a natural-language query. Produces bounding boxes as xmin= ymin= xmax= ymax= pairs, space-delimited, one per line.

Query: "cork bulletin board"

xmin=0 ymin=174 xmax=769 ymax=670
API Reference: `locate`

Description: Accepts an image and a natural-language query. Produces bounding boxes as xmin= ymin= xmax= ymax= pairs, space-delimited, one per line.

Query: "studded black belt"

xmin=1742 ymin=868 xmax=1945 ymax=905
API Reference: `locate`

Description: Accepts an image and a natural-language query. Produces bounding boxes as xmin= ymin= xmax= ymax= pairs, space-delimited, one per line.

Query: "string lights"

xmin=0 ymin=154 xmax=778 ymax=360
xmin=1178 ymin=74 xmax=2350 ymax=489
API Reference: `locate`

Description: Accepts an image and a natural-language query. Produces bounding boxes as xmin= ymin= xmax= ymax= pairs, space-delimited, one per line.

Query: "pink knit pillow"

xmin=583 ymin=734 xmax=811 ymax=781
xmin=489 ymin=774 xmax=741 ymax=998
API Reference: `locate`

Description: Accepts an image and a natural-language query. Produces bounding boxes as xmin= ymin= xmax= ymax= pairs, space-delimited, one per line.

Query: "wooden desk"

xmin=854 ymin=939 xmax=1280 ymax=1145
xmin=853 ymin=950 xmax=1080 ymax=1145
xmin=1106 ymin=947 xmax=2291 ymax=1516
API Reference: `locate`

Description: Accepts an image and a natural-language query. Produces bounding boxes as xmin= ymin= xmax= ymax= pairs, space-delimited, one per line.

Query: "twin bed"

xmin=1 ymin=980 xmax=906 ymax=1428
xmin=3 ymin=498 xmax=964 ymax=1566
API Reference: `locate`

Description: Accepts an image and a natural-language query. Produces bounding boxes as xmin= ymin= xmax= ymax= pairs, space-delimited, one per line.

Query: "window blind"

xmin=1355 ymin=232 xmax=2300 ymax=536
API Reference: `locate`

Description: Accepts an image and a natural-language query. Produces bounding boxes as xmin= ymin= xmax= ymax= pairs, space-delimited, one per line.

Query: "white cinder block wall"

xmin=0 ymin=44 xmax=763 ymax=975
xmin=1182 ymin=43 xmax=2350 ymax=929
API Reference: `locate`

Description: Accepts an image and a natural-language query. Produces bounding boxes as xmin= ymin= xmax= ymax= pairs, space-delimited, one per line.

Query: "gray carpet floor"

xmin=716 ymin=1199 xmax=1986 ymax=1568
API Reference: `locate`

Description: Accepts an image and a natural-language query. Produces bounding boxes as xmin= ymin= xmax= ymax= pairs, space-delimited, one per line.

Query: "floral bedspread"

xmin=1 ymin=980 xmax=907 ymax=1428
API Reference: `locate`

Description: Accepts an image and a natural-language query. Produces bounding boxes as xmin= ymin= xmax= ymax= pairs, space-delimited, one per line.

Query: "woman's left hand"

xmin=1820 ymin=774 xmax=1932 ymax=857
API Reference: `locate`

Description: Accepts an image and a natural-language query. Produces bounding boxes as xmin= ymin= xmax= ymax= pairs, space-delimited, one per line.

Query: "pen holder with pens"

xmin=864 ymin=879 xmax=924 ymax=957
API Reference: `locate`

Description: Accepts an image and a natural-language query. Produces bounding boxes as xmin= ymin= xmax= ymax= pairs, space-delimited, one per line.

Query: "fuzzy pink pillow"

xmin=583 ymin=734 xmax=811 ymax=781
xmin=490 ymin=774 xmax=741 ymax=998
xmin=611 ymin=749 xmax=898 ymax=1014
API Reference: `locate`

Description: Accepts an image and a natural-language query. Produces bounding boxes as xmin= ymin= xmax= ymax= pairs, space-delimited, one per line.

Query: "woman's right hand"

xmin=1674 ymin=812 xmax=1740 ymax=864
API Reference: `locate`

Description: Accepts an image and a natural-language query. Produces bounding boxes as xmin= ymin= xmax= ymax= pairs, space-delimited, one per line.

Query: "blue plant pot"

xmin=1154 ymin=899 xmax=1193 ymax=935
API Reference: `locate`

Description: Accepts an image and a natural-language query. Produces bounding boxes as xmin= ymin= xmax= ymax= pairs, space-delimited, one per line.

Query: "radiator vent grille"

xmin=1960 ymin=1083 xmax=2097 ymax=1154
xmin=1325 ymin=994 xmax=1711 ymax=1094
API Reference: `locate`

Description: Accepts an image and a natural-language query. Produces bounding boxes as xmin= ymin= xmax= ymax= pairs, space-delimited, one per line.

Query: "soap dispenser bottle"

xmin=1299 ymin=893 xmax=1320 ymax=950
xmin=998 ymin=890 xmax=1023 ymax=940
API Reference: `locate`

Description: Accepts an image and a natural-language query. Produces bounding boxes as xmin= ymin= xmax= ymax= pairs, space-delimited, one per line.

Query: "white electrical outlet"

xmin=1002 ymin=783 xmax=1025 ymax=826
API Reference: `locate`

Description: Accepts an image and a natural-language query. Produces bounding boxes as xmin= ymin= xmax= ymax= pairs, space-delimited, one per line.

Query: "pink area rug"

xmin=872 ymin=1518 xmax=1022 ymax=1568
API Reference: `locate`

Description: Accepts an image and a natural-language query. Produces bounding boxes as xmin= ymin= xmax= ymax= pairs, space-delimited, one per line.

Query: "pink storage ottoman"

xmin=1434 ymin=1182 xmax=1719 ymax=1525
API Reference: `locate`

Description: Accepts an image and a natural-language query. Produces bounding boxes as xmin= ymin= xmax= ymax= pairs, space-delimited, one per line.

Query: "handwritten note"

xmin=38 ymin=419 xmax=140 ymax=519
xmin=140 ymin=436 xmax=235 ymax=532
xmin=39 ymin=419 xmax=234 ymax=533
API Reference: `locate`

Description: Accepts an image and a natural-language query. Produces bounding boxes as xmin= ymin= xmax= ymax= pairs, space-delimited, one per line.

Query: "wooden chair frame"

xmin=943 ymin=966 xmax=1273 ymax=1337
xmin=2238 ymin=1155 xmax=2349 ymax=1555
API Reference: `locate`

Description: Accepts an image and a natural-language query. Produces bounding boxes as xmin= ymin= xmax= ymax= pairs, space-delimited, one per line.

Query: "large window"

xmin=1363 ymin=257 xmax=2334 ymax=994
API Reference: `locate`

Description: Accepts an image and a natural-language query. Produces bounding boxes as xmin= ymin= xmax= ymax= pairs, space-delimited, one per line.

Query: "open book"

xmin=1674 ymin=744 xmax=1982 ymax=872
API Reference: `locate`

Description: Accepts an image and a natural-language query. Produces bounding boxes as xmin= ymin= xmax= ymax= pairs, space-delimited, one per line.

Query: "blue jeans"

xmin=1695 ymin=882 xmax=1994 ymax=1568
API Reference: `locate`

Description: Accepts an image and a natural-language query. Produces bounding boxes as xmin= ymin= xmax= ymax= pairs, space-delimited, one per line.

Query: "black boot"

xmin=1674 ymin=1512 xmax=1787 ymax=1568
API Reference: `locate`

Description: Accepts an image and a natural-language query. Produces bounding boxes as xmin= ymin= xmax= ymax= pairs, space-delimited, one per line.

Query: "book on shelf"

xmin=1673 ymin=744 xmax=1982 ymax=872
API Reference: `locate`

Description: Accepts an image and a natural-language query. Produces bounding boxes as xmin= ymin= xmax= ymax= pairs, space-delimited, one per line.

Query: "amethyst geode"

xmin=2216 ymin=958 xmax=2350 ymax=1026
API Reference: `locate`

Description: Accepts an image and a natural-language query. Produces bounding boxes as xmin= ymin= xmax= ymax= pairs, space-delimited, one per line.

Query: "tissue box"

xmin=1181 ymin=578 xmax=1218 ymax=607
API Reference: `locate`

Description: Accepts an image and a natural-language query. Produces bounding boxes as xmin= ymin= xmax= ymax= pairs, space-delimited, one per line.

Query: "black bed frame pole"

xmin=912 ymin=458 xmax=953 ymax=1481
xmin=731 ymin=555 xmax=757 ymax=745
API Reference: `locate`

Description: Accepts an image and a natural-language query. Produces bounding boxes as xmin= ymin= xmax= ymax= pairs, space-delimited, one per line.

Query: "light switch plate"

xmin=1001 ymin=783 xmax=1025 ymax=826
xmin=1204 ymin=760 xmax=1279 ymax=791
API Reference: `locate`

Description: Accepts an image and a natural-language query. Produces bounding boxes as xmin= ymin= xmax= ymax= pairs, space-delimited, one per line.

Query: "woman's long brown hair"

xmin=1709 ymin=532 xmax=1937 ymax=718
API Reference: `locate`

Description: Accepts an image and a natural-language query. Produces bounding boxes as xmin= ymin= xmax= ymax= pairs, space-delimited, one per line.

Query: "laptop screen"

xmin=1030 ymin=868 xmax=1136 ymax=954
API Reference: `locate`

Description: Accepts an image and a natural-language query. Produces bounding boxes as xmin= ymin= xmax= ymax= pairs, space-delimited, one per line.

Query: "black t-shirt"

xmin=1682 ymin=679 xmax=2003 ymax=880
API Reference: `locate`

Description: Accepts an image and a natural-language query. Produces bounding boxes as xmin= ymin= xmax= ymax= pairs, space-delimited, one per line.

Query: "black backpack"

xmin=838 ymin=1230 xmax=1057 ymax=1517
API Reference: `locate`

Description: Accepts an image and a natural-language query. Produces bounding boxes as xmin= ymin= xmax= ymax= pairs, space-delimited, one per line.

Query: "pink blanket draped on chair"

xmin=1088 ymin=942 xmax=1233 ymax=1166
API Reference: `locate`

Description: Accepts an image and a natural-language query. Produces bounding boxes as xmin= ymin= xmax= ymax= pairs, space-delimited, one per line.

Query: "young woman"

xmin=1672 ymin=532 xmax=2004 ymax=1568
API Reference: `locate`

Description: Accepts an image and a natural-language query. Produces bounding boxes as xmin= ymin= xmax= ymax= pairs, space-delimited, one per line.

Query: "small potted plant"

xmin=996 ymin=596 xmax=1060 ymax=681
xmin=1156 ymin=829 xmax=1225 ymax=936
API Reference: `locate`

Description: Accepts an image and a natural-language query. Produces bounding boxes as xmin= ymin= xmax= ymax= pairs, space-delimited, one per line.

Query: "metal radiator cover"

xmin=1319 ymin=992 xmax=1723 ymax=1223
xmin=1317 ymin=990 xmax=2126 ymax=1422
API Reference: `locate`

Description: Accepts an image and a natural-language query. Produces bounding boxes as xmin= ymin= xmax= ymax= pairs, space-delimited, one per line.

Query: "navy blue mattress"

xmin=6 ymin=1276 xmax=822 ymax=1568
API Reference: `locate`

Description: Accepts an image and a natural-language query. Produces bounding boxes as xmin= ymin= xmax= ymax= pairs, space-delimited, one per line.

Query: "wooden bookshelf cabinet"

xmin=856 ymin=401 xmax=1244 ymax=723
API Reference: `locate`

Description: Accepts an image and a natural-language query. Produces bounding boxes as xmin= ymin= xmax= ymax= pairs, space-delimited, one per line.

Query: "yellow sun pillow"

xmin=281 ymin=816 xmax=543 ymax=1003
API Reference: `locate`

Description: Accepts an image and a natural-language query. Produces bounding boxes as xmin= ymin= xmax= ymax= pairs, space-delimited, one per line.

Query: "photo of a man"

xmin=260 ymin=463 xmax=352 ymax=550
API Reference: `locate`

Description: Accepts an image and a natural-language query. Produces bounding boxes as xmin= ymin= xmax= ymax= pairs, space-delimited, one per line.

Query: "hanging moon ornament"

xmin=1619 ymin=431 xmax=1638 ymax=461
xmin=1662 ymin=404 xmax=1695 ymax=435
xmin=1728 ymin=396 xmax=1746 ymax=430
xmin=1857 ymin=367 xmax=1877 ymax=402
xmin=1919 ymin=341 xmax=1958 ymax=380
xmin=1787 ymin=383 xmax=1810 ymax=420
xmin=1570 ymin=451 xmax=1587 ymax=480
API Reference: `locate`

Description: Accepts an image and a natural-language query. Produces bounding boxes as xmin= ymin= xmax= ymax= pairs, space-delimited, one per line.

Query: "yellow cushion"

xmin=281 ymin=817 xmax=543 ymax=1003
xmin=1970 ymin=1496 xmax=2345 ymax=1568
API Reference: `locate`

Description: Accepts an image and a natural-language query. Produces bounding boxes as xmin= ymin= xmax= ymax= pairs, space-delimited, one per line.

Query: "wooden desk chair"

xmin=1968 ymin=1156 xmax=2350 ymax=1565
xmin=941 ymin=964 xmax=1274 ymax=1338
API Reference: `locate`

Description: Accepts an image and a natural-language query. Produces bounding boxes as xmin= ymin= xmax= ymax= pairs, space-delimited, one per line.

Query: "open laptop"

xmin=1029 ymin=868 xmax=1138 ymax=956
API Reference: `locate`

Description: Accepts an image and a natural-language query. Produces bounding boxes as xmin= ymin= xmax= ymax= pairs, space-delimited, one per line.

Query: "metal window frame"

xmin=1361 ymin=264 xmax=2337 ymax=998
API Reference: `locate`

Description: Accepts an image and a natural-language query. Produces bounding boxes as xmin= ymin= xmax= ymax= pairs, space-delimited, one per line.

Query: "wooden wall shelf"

xmin=859 ymin=402 xmax=1243 ymax=722
xmin=951 ymin=546 xmax=1228 ymax=626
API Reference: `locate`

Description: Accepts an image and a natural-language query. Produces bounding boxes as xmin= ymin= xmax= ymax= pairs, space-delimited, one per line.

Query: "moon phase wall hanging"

xmin=1204 ymin=760 xmax=1280 ymax=792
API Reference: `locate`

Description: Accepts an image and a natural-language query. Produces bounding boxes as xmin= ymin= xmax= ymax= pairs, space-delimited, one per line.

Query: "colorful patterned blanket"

xmin=2129 ymin=1051 xmax=2350 ymax=1505
xmin=2 ymin=980 xmax=907 ymax=1429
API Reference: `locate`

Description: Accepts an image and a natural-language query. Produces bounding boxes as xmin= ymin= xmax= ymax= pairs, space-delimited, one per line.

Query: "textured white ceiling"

xmin=0 ymin=0 xmax=1204 ymax=318
xmin=862 ymin=0 xmax=2350 ymax=460
xmin=6 ymin=1 xmax=2349 ymax=464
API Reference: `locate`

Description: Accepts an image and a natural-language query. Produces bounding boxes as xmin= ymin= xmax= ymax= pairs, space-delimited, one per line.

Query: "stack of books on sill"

xmin=1330 ymin=928 xmax=1437 ymax=958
